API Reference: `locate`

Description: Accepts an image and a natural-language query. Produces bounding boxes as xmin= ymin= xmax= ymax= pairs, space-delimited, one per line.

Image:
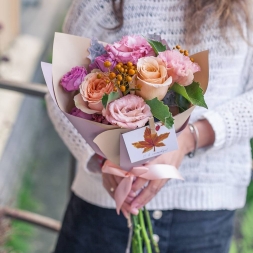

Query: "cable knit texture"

xmin=46 ymin=0 xmax=253 ymax=210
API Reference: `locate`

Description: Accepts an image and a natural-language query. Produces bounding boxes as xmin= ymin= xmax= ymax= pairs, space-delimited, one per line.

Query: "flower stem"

xmin=138 ymin=209 xmax=152 ymax=253
xmin=132 ymin=214 xmax=143 ymax=253
xmin=126 ymin=216 xmax=133 ymax=253
xmin=144 ymin=207 xmax=160 ymax=253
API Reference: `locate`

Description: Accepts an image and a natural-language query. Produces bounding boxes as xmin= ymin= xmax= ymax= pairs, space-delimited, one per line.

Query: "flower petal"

xmin=74 ymin=94 xmax=100 ymax=114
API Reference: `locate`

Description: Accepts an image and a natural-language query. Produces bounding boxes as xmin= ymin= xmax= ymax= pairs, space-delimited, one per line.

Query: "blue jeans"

xmin=54 ymin=193 xmax=235 ymax=253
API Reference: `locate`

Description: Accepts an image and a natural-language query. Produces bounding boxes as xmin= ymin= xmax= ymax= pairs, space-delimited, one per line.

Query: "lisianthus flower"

xmin=105 ymin=35 xmax=155 ymax=64
xmin=102 ymin=94 xmax=152 ymax=129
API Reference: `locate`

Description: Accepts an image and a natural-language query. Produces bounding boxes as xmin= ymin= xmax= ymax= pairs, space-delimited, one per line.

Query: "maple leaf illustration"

xmin=132 ymin=127 xmax=170 ymax=153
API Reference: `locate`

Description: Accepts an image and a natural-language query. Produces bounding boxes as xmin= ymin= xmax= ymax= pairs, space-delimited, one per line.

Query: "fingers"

xmin=114 ymin=175 xmax=123 ymax=185
xmin=121 ymin=202 xmax=132 ymax=218
xmin=122 ymin=202 xmax=139 ymax=216
xmin=131 ymin=178 xmax=148 ymax=193
xmin=125 ymin=195 xmax=134 ymax=204
xmin=102 ymin=174 xmax=118 ymax=199
xmin=121 ymin=208 xmax=129 ymax=219
xmin=131 ymin=179 xmax=168 ymax=210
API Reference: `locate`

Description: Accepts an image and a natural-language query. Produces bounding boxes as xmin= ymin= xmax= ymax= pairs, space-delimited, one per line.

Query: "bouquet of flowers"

xmin=42 ymin=33 xmax=208 ymax=253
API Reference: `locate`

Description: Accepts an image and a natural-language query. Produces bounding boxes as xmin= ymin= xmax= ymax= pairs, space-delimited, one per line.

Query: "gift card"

xmin=122 ymin=124 xmax=178 ymax=163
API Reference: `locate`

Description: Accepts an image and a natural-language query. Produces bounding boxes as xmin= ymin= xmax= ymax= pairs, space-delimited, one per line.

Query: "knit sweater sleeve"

xmin=45 ymin=93 xmax=95 ymax=169
xmin=199 ymin=51 xmax=253 ymax=151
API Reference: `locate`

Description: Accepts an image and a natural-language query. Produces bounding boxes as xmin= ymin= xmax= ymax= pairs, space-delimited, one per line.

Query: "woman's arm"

xmin=198 ymin=50 xmax=253 ymax=150
xmin=128 ymin=119 xmax=215 ymax=213
xmin=129 ymin=51 xmax=253 ymax=212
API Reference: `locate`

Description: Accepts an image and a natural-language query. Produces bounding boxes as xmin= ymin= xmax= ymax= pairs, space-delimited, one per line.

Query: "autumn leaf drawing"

xmin=132 ymin=127 xmax=170 ymax=153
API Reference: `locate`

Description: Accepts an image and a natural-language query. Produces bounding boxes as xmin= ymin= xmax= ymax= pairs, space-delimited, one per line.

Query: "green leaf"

xmin=175 ymin=94 xmax=191 ymax=113
xmin=102 ymin=92 xmax=121 ymax=108
xmin=171 ymin=82 xmax=208 ymax=109
xmin=145 ymin=98 xmax=174 ymax=129
xmin=147 ymin=39 xmax=166 ymax=55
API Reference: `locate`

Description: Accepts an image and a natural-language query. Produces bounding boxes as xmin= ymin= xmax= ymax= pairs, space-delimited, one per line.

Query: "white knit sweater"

xmin=46 ymin=0 xmax=253 ymax=210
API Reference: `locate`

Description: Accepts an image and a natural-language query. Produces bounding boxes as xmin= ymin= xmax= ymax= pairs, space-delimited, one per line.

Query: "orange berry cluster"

xmin=100 ymin=60 xmax=137 ymax=94
xmin=173 ymin=45 xmax=194 ymax=62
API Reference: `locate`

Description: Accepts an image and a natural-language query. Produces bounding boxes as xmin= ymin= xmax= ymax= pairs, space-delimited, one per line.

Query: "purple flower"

xmin=70 ymin=107 xmax=89 ymax=119
xmin=60 ymin=66 xmax=87 ymax=91
xmin=91 ymin=114 xmax=110 ymax=125
xmin=89 ymin=54 xmax=117 ymax=72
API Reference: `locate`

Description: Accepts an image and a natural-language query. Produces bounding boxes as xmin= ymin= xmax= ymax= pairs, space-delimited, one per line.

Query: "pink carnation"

xmin=158 ymin=50 xmax=200 ymax=86
xmin=60 ymin=66 xmax=87 ymax=91
xmin=102 ymin=94 xmax=152 ymax=129
xmin=105 ymin=35 xmax=155 ymax=64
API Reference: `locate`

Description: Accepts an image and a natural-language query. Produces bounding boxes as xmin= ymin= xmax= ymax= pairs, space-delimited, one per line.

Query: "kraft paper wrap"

xmin=42 ymin=32 xmax=209 ymax=170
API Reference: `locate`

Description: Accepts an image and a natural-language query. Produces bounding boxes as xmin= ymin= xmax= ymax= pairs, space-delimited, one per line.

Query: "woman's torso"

xmin=61 ymin=0 xmax=252 ymax=210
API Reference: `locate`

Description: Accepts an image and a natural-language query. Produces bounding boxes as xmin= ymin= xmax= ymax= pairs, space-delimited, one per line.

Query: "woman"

xmin=46 ymin=0 xmax=253 ymax=252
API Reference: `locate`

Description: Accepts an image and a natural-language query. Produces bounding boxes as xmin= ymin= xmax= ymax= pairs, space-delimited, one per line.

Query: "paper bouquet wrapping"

xmin=42 ymin=32 xmax=209 ymax=253
xmin=42 ymin=33 xmax=209 ymax=171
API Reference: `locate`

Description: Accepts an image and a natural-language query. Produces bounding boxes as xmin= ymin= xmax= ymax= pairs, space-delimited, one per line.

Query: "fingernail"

xmin=131 ymin=207 xmax=139 ymax=215
xmin=125 ymin=197 xmax=134 ymax=204
xmin=129 ymin=191 xmax=136 ymax=197
xmin=131 ymin=202 xmax=140 ymax=209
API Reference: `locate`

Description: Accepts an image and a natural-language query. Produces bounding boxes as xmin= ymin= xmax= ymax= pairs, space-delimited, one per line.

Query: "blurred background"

xmin=0 ymin=1 xmax=252 ymax=253
xmin=0 ymin=0 xmax=72 ymax=252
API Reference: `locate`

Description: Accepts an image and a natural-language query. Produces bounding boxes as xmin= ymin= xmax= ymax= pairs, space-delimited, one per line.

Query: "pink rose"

xmin=76 ymin=73 xmax=115 ymax=113
xmin=103 ymin=94 xmax=152 ymax=129
xmin=60 ymin=66 xmax=87 ymax=91
xmin=158 ymin=50 xmax=200 ymax=86
xmin=105 ymin=35 xmax=155 ymax=64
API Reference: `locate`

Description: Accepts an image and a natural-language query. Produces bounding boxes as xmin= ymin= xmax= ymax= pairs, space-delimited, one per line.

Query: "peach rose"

xmin=135 ymin=56 xmax=172 ymax=100
xmin=74 ymin=73 xmax=115 ymax=113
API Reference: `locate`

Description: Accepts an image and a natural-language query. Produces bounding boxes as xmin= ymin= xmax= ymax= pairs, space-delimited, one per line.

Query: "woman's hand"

xmin=102 ymin=172 xmax=122 ymax=199
xmin=128 ymin=124 xmax=194 ymax=214
xmin=102 ymin=169 xmax=136 ymax=218
xmin=128 ymin=119 xmax=215 ymax=214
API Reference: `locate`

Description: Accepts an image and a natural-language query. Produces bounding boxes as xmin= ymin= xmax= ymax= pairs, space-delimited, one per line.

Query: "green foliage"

xmin=4 ymin=221 xmax=34 ymax=253
xmin=240 ymin=201 xmax=253 ymax=251
xmin=230 ymin=181 xmax=253 ymax=253
xmin=145 ymin=98 xmax=174 ymax=129
xmin=102 ymin=92 xmax=121 ymax=108
xmin=246 ymin=181 xmax=253 ymax=203
xmin=147 ymin=40 xmax=166 ymax=55
xmin=229 ymin=241 xmax=238 ymax=253
xmin=4 ymin=163 xmax=40 ymax=253
xmin=171 ymin=82 xmax=208 ymax=109
xmin=250 ymin=139 xmax=253 ymax=158
xmin=175 ymin=94 xmax=191 ymax=113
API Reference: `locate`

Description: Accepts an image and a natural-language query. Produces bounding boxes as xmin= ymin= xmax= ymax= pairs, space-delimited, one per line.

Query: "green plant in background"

xmin=4 ymin=163 xmax=41 ymax=253
xmin=230 ymin=193 xmax=253 ymax=253
xmin=229 ymin=140 xmax=253 ymax=253
xmin=250 ymin=139 xmax=252 ymax=153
